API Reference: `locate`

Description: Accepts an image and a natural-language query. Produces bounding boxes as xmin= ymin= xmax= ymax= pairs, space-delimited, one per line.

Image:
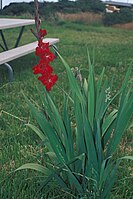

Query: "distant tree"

xmin=76 ymin=0 xmax=104 ymax=12
xmin=103 ymin=7 xmax=133 ymax=25
xmin=58 ymin=0 xmax=69 ymax=2
xmin=2 ymin=2 xmax=34 ymax=15
xmin=0 ymin=0 xmax=2 ymax=10
xmin=2 ymin=0 xmax=105 ymax=17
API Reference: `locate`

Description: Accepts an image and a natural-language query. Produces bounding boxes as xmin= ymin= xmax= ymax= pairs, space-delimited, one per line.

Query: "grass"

xmin=0 ymin=18 xmax=133 ymax=198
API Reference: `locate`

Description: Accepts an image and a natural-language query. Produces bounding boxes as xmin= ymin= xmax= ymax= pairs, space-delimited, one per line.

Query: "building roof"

xmin=102 ymin=1 xmax=133 ymax=7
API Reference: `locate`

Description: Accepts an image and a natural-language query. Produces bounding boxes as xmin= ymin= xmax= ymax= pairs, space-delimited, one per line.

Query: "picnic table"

xmin=0 ymin=18 xmax=59 ymax=82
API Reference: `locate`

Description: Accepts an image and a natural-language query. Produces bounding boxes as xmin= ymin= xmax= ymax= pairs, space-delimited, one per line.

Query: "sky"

xmin=1 ymin=0 xmax=133 ymax=8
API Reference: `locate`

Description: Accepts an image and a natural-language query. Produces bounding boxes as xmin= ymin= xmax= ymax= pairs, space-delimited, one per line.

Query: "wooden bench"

xmin=0 ymin=38 xmax=59 ymax=82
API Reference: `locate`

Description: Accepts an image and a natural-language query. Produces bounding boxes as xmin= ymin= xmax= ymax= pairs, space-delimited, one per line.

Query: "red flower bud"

xmin=39 ymin=29 xmax=47 ymax=38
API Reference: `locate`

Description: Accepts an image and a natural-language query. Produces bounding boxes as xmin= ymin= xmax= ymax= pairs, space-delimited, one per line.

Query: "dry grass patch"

xmin=113 ymin=22 xmax=133 ymax=31
xmin=57 ymin=12 xmax=102 ymax=24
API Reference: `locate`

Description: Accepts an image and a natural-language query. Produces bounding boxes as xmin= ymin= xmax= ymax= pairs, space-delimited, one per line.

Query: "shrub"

xmin=2 ymin=3 xmax=34 ymax=16
xmin=103 ymin=8 xmax=133 ymax=26
xmin=1 ymin=0 xmax=105 ymax=17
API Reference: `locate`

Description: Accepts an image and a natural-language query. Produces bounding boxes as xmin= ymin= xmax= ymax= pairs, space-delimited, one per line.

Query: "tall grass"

xmin=0 ymin=19 xmax=133 ymax=198
xmin=56 ymin=12 xmax=102 ymax=25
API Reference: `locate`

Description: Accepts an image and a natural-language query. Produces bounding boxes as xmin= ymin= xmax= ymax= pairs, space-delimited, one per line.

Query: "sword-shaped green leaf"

xmin=56 ymin=51 xmax=84 ymax=104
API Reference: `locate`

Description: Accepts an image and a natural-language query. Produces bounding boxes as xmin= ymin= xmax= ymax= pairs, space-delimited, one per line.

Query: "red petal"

xmin=39 ymin=29 xmax=47 ymax=37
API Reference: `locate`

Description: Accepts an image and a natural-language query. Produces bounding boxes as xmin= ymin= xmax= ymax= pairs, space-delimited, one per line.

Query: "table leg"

xmin=14 ymin=26 xmax=25 ymax=48
xmin=0 ymin=43 xmax=6 ymax=51
xmin=0 ymin=26 xmax=25 ymax=51
xmin=0 ymin=63 xmax=13 ymax=82
xmin=0 ymin=30 xmax=8 ymax=50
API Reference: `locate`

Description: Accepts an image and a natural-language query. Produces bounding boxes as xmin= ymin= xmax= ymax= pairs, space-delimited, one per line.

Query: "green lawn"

xmin=0 ymin=19 xmax=133 ymax=198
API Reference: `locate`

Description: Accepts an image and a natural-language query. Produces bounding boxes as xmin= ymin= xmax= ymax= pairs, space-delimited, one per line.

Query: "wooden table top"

xmin=0 ymin=18 xmax=35 ymax=30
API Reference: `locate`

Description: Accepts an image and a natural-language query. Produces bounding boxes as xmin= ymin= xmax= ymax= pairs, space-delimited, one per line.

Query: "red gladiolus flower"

xmin=32 ymin=0 xmax=58 ymax=91
xmin=44 ymin=65 xmax=53 ymax=74
xmin=38 ymin=75 xmax=48 ymax=85
xmin=38 ymin=74 xmax=58 ymax=91
xmin=32 ymin=62 xmax=53 ymax=75
xmin=32 ymin=60 xmax=46 ymax=74
xmin=49 ymin=74 xmax=58 ymax=84
xmin=40 ymin=52 xmax=55 ymax=62
xmin=38 ymin=40 xmax=49 ymax=47
xmin=35 ymin=43 xmax=49 ymax=57
xmin=46 ymin=75 xmax=58 ymax=91
xmin=35 ymin=41 xmax=55 ymax=62
xmin=33 ymin=37 xmax=58 ymax=91
xmin=32 ymin=63 xmax=42 ymax=74
xmin=39 ymin=58 xmax=49 ymax=67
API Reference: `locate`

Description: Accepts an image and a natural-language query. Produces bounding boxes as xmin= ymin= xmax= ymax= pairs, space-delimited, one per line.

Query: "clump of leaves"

xmin=16 ymin=50 xmax=133 ymax=198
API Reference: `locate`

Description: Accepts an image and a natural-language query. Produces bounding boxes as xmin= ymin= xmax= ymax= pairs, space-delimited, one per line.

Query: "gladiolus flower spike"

xmin=32 ymin=29 xmax=58 ymax=91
